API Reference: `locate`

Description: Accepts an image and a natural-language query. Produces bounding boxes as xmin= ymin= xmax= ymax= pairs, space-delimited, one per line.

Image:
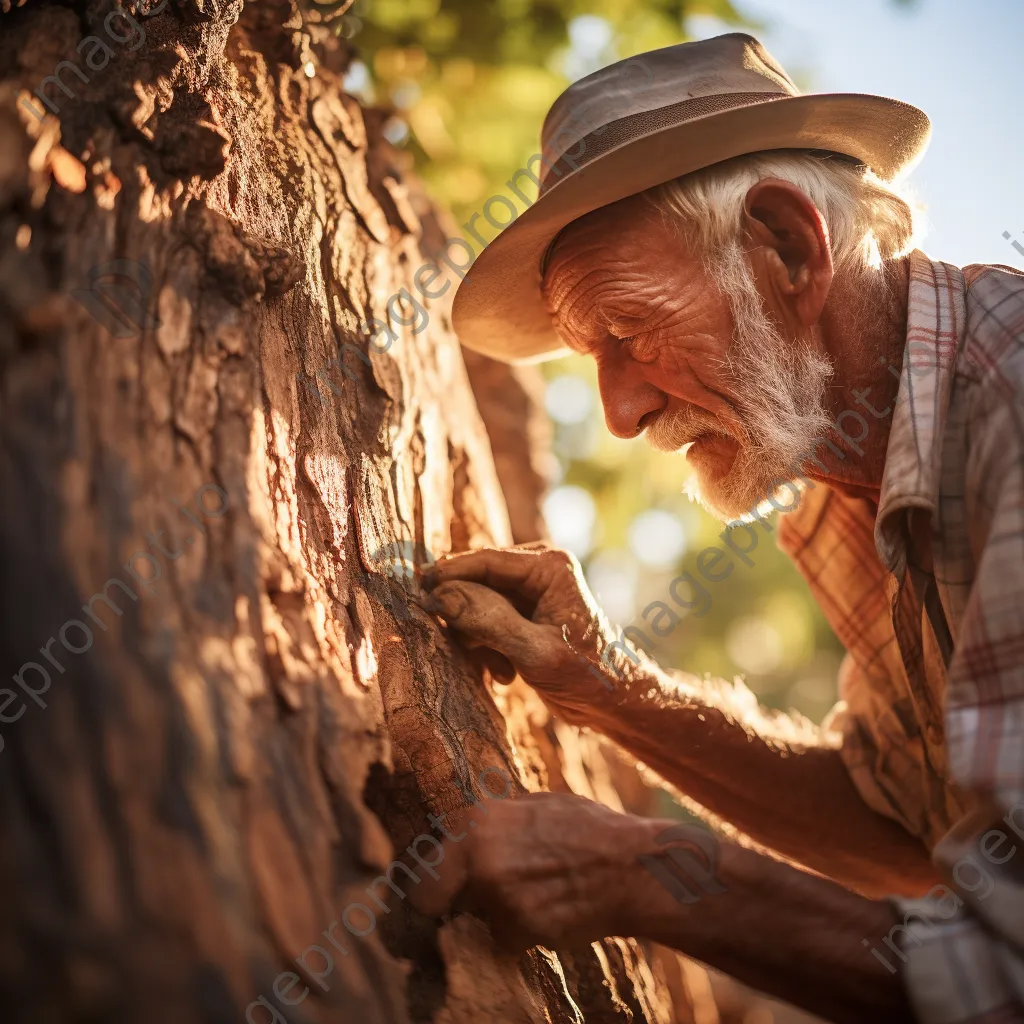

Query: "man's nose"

xmin=596 ymin=359 xmax=666 ymax=439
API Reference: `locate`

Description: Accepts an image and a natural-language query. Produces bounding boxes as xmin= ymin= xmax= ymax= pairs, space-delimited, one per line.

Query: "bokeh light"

xmin=543 ymin=485 xmax=597 ymax=557
xmin=342 ymin=60 xmax=373 ymax=101
xmin=568 ymin=15 xmax=613 ymax=57
xmin=585 ymin=549 xmax=639 ymax=625
xmin=725 ymin=616 xmax=784 ymax=676
xmin=545 ymin=375 xmax=594 ymax=425
xmin=627 ymin=509 xmax=687 ymax=569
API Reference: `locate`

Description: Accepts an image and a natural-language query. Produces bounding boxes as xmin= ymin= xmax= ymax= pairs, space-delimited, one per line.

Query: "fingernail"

xmin=427 ymin=589 xmax=465 ymax=619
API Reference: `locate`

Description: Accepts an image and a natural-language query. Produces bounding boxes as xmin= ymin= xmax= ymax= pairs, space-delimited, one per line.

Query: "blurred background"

xmin=316 ymin=0 xmax=1024 ymax=725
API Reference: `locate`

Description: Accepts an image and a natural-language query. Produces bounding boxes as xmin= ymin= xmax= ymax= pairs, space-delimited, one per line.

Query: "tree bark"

xmin=0 ymin=2 xmax=704 ymax=1021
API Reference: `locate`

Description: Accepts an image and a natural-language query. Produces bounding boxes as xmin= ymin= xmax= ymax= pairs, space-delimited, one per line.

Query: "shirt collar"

xmin=874 ymin=250 xmax=968 ymax=576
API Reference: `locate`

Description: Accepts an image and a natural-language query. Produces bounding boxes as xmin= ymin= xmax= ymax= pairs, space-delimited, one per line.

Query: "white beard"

xmin=646 ymin=242 xmax=835 ymax=522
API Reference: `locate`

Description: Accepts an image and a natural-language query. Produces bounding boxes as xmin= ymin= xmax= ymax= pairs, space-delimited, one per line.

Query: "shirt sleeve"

xmin=890 ymin=387 xmax=1024 ymax=1023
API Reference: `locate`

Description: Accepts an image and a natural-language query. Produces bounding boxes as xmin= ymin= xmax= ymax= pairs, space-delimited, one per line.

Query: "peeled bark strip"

xmin=0 ymin=2 xmax=697 ymax=1021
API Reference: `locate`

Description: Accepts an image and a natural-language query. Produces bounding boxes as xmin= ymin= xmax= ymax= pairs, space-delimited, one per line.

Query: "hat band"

xmin=539 ymin=90 xmax=789 ymax=195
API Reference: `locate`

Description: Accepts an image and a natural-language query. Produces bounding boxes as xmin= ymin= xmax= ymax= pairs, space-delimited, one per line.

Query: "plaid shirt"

xmin=777 ymin=251 xmax=1024 ymax=1023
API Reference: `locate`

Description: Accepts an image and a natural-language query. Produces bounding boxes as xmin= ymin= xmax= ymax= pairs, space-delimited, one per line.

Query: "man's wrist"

xmin=584 ymin=663 xmax=704 ymax=751
xmin=605 ymin=814 xmax=679 ymax=936
xmin=607 ymin=814 xmax=729 ymax=942
xmin=582 ymin=655 xmax=660 ymax=716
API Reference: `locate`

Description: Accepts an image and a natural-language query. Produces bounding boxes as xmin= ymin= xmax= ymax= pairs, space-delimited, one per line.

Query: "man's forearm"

xmin=589 ymin=665 xmax=937 ymax=896
xmin=618 ymin=834 xmax=914 ymax=1024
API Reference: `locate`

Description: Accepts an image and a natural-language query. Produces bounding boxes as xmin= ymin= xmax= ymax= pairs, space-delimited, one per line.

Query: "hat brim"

xmin=451 ymin=92 xmax=930 ymax=363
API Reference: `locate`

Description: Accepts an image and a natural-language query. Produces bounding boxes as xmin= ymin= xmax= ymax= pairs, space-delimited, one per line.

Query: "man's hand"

xmin=409 ymin=791 xmax=915 ymax=1024
xmin=422 ymin=546 xmax=635 ymax=722
xmin=408 ymin=791 xmax=662 ymax=949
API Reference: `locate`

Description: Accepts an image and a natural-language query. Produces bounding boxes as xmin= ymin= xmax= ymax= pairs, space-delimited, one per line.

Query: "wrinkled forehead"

xmin=540 ymin=194 xmax=660 ymax=312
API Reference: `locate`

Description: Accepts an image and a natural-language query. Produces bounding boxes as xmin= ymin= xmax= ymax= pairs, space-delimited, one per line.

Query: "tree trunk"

xmin=0 ymin=2 xmax=707 ymax=1021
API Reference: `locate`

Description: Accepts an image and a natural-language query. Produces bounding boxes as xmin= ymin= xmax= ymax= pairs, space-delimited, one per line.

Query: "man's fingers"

xmin=427 ymin=581 xmax=563 ymax=668
xmin=423 ymin=548 xmax=552 ymax=601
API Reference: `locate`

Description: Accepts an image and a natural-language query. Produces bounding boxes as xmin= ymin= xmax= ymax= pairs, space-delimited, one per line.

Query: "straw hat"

xmin=451 ymin=33 xmax=930 ymax=362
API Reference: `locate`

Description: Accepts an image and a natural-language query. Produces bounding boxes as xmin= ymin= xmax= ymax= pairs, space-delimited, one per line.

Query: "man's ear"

xmin=741 ymin=178 xmax=834 ymax=330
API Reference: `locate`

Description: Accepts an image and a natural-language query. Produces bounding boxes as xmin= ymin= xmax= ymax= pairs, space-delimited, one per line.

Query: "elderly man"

xmin=414 ymin=34 xmax=1024 ymax=1024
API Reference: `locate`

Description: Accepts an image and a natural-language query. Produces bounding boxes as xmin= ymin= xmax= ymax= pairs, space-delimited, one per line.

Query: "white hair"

xmin=646 ymin=149 xmax=924 ymax=279
xmin=643 ymin=151 xmax=923 ymax=521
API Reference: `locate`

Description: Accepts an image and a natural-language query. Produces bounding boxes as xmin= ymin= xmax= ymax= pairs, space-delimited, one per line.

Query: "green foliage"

xmin=340 ymin=0 xmax=744 ymax=219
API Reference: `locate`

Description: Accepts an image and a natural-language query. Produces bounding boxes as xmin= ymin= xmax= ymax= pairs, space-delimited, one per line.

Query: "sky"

xmin=689 ymin=0 xmax=1024 ymax=270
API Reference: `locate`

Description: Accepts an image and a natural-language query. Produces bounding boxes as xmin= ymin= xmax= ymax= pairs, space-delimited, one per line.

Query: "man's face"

xmin=541 ymin=193 xmax=833 ymax=521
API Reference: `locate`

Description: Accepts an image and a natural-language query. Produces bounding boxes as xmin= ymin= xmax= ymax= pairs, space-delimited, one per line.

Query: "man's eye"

xmin=623 ymin=335 xmax=656 ymax=361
